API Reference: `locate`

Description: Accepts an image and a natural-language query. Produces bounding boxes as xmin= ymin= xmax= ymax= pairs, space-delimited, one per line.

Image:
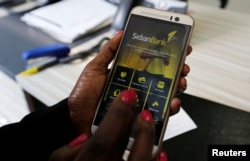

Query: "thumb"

xmin=87 ymin=31 xmax=123 ymax=71
xmin=49 ymin=133 xmax=88 ymax=161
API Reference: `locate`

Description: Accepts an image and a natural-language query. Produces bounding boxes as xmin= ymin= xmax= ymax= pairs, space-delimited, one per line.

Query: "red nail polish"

xmin=157 ymin=151 xmax=168 ymax=161
xmin=69 ymin=133 xmax=88 ymax=147
xmin=120 ymin=89 xmax=137 ymax=104
xmin=140 ymin=109 xmax=153 ymax=123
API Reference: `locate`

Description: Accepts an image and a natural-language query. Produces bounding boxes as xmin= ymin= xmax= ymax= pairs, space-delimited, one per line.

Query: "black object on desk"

xmin=163 ymin=93 xmax=250 ymax=161
xmin=0 ymin=0 xmax=25 ymax=6
xmin=220 ymin=0 xmax=228 ymax=8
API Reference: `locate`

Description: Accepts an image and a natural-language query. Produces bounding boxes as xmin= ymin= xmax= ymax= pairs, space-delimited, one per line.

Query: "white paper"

xmin=164 ymin=107 xmax=197 ymax=140
xmin=21 ymin=0 xmax=117 ymax=43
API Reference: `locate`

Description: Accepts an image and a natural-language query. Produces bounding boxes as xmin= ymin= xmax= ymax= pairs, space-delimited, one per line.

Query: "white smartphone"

xmin=92 ymin=6 xmax=194 ymax=156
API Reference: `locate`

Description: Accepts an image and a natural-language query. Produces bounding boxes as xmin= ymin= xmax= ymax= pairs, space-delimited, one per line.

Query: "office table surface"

xmin=15 ymin=2 xmax=250 ymax=113
xmin=185 ymin=2 xmax=250 ymax=113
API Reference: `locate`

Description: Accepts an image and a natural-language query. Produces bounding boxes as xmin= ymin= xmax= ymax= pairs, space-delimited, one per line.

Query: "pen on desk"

xmin=22 ymin=44 xmax=70 ymax=60
xmin=20 ymin=58 xmax=59 ymax=76
xmin=20 ymin=50 xmax=93 ymax=76
xmin=20 ymin=37 xmax=110 ymax=76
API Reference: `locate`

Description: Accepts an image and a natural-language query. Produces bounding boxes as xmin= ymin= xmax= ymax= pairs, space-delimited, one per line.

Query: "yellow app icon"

xmin=153 ymin=116 xmax=159 ymax=125
xmin=152 ymin=101 xmax=159 ymax=107
xmin=157 ymin=81 xmax=165 ymax=89
xmin=113 ymin=89 xmax=121 ymax=97
xmin=120 ymin=71 xmax=127 ymax=78
xmin=138 ymin=77 xmax=146 ymax=84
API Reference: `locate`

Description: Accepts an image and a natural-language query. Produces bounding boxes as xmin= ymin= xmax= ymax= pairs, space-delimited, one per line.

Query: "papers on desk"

xmin=164 ymin=107 xmax=197 ymax=140
xmin=21 ymin=0 xmax=117 ymax=43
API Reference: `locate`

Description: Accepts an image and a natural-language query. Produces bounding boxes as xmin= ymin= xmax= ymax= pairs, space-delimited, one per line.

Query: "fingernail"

xmin=120 ymin=89 xmax=137 ymax=104
xmin=174 ymin=98 xmax=181 ymax=107
xmin=115 ymin=30 xmax=123 ymax=36
xmin=140 ymin=109 xmax=153 ymax=123
xmin=157 ymin=151 xmax=168 ymax=161
xmin=69 ymin=133 xmax=88 ymax=147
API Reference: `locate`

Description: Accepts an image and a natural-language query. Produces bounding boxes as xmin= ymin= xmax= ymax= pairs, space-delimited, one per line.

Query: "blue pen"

xmin=22 ymin=44 xmax=70 ymax=60
xmin=20 ymin=37 xmax=110 ymax=76
xmin=21 ymin=43 xmax=70 ymax=75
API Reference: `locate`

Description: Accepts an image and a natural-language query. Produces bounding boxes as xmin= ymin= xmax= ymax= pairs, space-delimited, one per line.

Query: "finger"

xmin=181 ymin=64 xmax=190 ymax=76
xmin=49 ymin=134 xmax=88 ymax=161
xmin=75 ymin=89 xmax=137 ymax=161
xmin=128 ymin=110 xmax=155 ymax=161
xmin=68 ymin=32 xmax=123 ymax=134
xmin=186 ymin=45 xmax=192 ymax=56
xmin=178 ymin=77 xmax=187 ymax=93
xmin=169 ymin=97 xmax=181 ymax=116
xmin=87 ymin=31 xmax=123 ymax=71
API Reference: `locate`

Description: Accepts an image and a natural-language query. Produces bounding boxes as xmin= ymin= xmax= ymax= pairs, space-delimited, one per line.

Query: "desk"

xmin=14 ymin=2 xmax=250 ymax=112
xmin=1 ymin=2 xmax=250 ymax=161
xmin=185 ymin=3 xmax=250 ymax=113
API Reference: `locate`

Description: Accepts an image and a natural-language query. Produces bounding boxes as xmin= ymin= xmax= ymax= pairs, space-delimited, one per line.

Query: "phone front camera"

xmin=175 ymin=17 xmax=180 ymax=22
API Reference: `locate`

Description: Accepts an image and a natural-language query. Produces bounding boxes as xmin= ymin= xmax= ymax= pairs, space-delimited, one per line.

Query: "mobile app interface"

xmin=94 ymin=14 xmax=191 ymax=143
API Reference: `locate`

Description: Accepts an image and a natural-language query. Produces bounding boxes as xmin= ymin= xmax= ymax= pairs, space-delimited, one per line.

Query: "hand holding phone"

xmin=65 ymin=31 xmax=191 ymax=161
xmin=51 ymin=88 xmax=159 ymax=161
xmin=92 ymin=6 xmax=194 ymax=156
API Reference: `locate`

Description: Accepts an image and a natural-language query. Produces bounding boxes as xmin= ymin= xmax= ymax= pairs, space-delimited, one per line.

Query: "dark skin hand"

xmin=50 ymin=89 xmax=165 ymax=161
xmin=68 ymin=31 xmax=192 ymax=135
xmin=50 ymin=32 xmax=192 ymax=161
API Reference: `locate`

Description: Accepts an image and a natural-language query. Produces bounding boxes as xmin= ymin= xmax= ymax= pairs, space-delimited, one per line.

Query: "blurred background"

xmin=0 ymin=0 xmax=250 ymax=127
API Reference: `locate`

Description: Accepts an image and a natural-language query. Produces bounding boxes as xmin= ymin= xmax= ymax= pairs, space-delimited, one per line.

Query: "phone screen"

xmin=93 ymin=14 xmax=192 ymax=144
